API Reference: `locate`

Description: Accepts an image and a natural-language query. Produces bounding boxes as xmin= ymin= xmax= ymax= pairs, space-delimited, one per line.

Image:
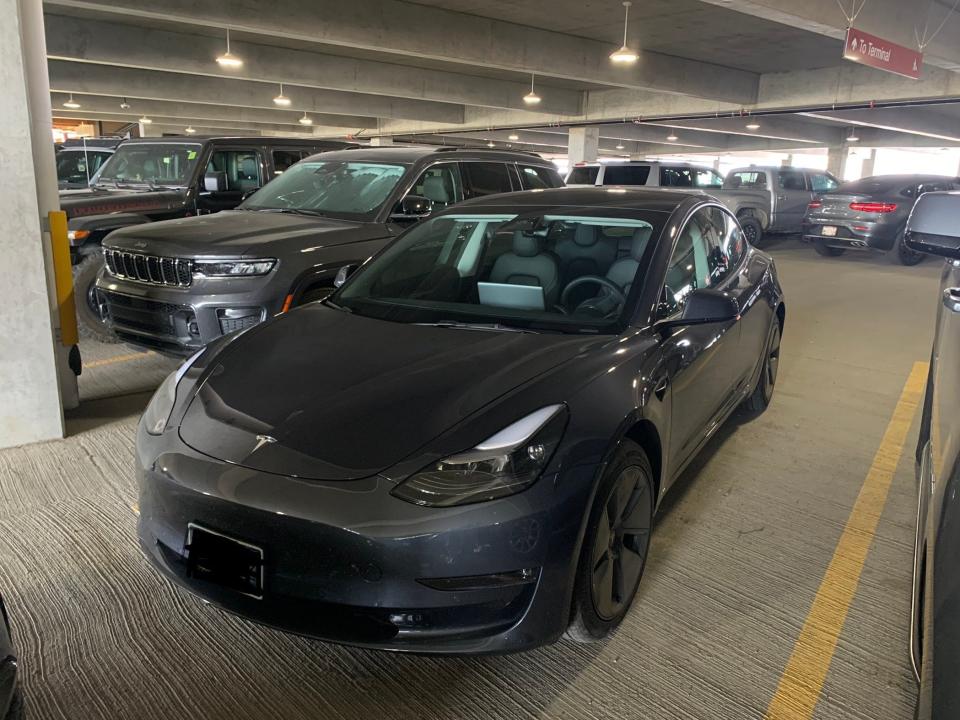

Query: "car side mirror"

xmin=657 ymin=288 xmax=739 ymax=333
xmin=390 ymin=194 xmax=433 ymax=221
xmin=905 ymin=192 xmax=960 ymax=260
xmin=203 ymin=171 xmax=228 ymax=193
xmin=333 ymin=264 xmax=356 ymax=288
xmin=241 ymin=188 xmax=258 ymax=202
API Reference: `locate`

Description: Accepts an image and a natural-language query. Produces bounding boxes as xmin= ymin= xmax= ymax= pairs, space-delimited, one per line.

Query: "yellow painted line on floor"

xmin=764 ymin=361 xmax=928 ymax=720
xmin=84 ymin=351 xmax=154 ymax=369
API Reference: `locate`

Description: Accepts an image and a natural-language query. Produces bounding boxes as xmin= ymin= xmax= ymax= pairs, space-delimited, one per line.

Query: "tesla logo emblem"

xmin=252 ymin=434 xmax=277 ymax=452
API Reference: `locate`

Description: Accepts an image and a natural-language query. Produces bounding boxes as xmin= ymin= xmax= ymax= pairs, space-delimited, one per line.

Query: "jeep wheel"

xmin=739 ymin=217 xmax=764 ymax=248
xmin=74 ymin=250 xmax=120 ymax=344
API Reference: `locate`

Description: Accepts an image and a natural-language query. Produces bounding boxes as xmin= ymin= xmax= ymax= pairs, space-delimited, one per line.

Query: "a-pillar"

xmin=0 ymin=0 xmax=76 ymax=449
xmin=826 ymin=144 xmax=851 ymax=180
xmin=568 ymin=127 xmax=599 ymax=164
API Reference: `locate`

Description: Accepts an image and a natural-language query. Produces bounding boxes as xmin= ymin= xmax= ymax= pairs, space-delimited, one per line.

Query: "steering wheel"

xmin=560 ymin=275 xmax=627 ymax=311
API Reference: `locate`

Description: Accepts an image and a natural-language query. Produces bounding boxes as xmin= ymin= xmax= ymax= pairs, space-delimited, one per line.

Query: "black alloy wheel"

xmin=566 ymin=441 xmax=653 ymax=642
xmin=740 ymin=217 xmax=763 ymax=247
xmin=745 ymin=319 xmax=781 ymax=413
xmin=73 ymin=249 xmax=120 ymax=343
xmin=897 ymin=234 xmax=925 ymax=266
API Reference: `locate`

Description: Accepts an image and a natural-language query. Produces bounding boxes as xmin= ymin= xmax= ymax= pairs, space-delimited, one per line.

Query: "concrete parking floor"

xmin=0 ymin=237 xmax=942 ymax=720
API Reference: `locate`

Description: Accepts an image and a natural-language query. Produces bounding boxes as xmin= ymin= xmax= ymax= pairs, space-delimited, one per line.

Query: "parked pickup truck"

xmin=55 ymin=137 xmax=120 ymax=190
xmin=566 ymin=161 xmax=839 ymax=246
xmin=61 ymin=135 xmax=354 ymax=341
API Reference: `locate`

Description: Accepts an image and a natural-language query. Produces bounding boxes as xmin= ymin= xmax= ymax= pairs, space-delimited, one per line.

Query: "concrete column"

xmin=712 ymin=157 xmax=721 ymax=171
xmin=826 ymin=144 xmax=851 ymax=180
xmin=368 ymin=136 xmax=394 ymax=146
xmin=860 ymin=149 xmax=878 ymax=178
xmin=568 ymin=127 xmax=599 ymax=164
xmin=0 ymin=0 xmax=74 ymax=448
xmin=781 ymin=154 xmax=794 ymax=168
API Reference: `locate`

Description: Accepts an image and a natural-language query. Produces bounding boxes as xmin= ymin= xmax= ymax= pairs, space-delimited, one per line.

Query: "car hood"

xmin=106 ymin=210 xmax=383 ymax=258
xmin=179 ymin=305 xmax=595 ymax=480
xmin=60 ymin=186 xmax=186 ymax=218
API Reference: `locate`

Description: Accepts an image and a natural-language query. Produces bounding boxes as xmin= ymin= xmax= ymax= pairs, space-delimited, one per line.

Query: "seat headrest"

xmin=630 ymin=227 xmax=652 ymax=261
xmin=513 ymin=231 xmax=540 ymax=258
xmin=729 ymin=176 xmax=742 ymax=188
xmin=573 ymin=224 xmax=598 ymax=247
xmin=240 ymin=157 xmax=258 ymax=178
xmin=422 ymin=175 xmax=450 ymax=203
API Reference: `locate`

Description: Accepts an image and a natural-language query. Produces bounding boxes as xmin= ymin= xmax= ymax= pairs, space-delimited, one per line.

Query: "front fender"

xmin=68 ymin=213 xmax=152 ymax=248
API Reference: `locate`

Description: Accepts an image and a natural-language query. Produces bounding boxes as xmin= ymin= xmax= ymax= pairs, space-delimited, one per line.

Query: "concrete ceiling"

xmin=42 ymin=0 xmax=960 ymax=154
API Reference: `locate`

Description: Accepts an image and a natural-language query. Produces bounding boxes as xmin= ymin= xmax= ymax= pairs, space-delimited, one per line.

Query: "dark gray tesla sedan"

xmin=136 ymin=187 xmax=785 ymax=653
xmin=905 ymin=191 xmax=960 ymax=718
xmin=802 ymin=174 xmax=960 ymax=265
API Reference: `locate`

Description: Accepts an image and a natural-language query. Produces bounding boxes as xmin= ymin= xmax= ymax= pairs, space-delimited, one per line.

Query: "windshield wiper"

xmin=415 ymin=321 xmax=539 ymax=334
xmin=255 ymin=208 xmax=327 ymax=217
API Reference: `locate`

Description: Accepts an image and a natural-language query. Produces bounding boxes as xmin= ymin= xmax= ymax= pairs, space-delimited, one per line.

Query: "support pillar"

xmin=368 ymin=136 xmax=394 ymax=146
xmin=826 ymin=144 xmax=851 ymax=180
xmin=568 ymin=127 xmax=599 ymax=164
xmin=781 ymin=154 xmax=794 ymax=168
xmin=860 ymin=149 xmax=878 ymax=178
xmin=0 ymin=0 xmax=75 ymax=448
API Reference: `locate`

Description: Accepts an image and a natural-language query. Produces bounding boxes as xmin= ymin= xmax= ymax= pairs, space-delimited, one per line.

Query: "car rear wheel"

xmin=74 ymin=249 xmax=120 ymax=344
xmin=739 ymin=217 xmax=764 ymax=247
xmin=566 ymin=441 xmax=653 ymax=643
xmin=897 ymin=234 xmax=925 ymax=266
xmin=744 ymin=319 xmax=781 ymax=413
xmin=814 ymin=241 xmax=845 ymax=257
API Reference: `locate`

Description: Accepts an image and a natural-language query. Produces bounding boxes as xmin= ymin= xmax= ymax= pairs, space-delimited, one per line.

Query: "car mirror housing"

xmin=657 ymin=288 xmax=739 ymax=332
xmin=203 ymin=171 xmax=228 ymax=193
xmin=390 ymin=194 xmax=433 ymax=221
xmin=905 ymin=191 xmax=960 ymax=260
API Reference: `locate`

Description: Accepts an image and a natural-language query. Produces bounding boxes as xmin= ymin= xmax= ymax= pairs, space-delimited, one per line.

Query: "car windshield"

xmin=241 ymin=161 xmax=408 ymax=220
xmin=334 ymin=209 xmax=665 ymax=334
xmin=95 ymin=143 xmax=201 ymax=187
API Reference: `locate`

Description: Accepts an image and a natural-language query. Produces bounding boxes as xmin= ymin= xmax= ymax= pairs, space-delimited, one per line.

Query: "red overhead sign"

xmin=843 ymin=27 xmax=923 ymax=79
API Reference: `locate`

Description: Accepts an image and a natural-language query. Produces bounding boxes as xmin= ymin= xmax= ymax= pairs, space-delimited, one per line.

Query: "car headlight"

xmin=194 ymin=259 xmax=276 ymax=277
xmin=391 ymin=404 xmax=567 ymax=507
xmin=142 ymin=348 xmax=205 ymax=435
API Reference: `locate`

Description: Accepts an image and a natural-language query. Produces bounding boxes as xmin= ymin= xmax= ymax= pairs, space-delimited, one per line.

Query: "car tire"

xmin=297 ymin=284 xmax=334 ymax=306
xmin=814 ymin=241 xmax=845 ymax=257
xmin=739 ymin=217 xmax=764 ymax=247
xmin=74 ymin=249 xmax=120 ymax=344
xmin=565 ymin=440 xmax=654 ymax=643
xmin=897 ymin=234 xmax=925 ymax=266
xmin=6 ymin=687 xmax=24 ymax=720
xmin=744 ymin=319 xmax=781 ymax=414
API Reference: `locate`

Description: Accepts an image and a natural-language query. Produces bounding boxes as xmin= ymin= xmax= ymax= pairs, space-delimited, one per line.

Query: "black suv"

xmin=55 ymin=137 xmax=120 ymax=190
xmin=95 ymin=146 xmax=564 ymax=354
xmin=63 ymin=135 xmax=353 ymax=339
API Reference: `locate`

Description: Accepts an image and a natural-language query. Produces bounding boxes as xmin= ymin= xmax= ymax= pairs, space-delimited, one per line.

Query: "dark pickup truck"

xmin=62 ymin=135 xmax=353 ymax=340
xmin=55 ymin=137 xmax=120 ymax=190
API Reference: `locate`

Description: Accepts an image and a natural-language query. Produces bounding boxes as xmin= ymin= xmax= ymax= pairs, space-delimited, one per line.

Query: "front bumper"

xmin=95 ymin=272 xmax=284 ymax=355
xmin=801 ymin=219 xmax=901 ymax=252
xmin=136 ymin=424 xmax=593 ymax=653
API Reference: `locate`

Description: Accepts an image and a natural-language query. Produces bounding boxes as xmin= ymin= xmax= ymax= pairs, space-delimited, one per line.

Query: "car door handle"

xmin=777 ymin=194 xmax=787 ymax=201
xmin=943 ymin=287 xmax=960 ymax=312
xmin=653 ymin=375 xmax=669 ymax=401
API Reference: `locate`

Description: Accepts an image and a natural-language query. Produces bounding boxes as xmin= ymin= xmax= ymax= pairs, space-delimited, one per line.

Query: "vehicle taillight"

xmin=808 ymin=200 xmax=822 ymax=210
xmin=849 ymin=201 xmax=897 ymax=213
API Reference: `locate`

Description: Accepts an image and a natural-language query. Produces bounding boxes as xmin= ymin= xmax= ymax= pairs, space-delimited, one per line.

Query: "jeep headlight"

xmin=193 ymin=259 xmax=276 ymax=277
xmin=392 ymin=404 xmax=567 ymax=507
xmin=142 ymin=349 xmax=204 ymax=435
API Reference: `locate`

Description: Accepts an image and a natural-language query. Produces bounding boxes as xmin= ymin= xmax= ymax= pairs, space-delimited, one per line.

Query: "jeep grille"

xmin=103 ymin=249 xmax=192 ymax=287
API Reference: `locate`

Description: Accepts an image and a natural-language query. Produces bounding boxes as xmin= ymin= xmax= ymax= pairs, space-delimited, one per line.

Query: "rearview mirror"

xmin=657 ymin=288 xmax=739 ymax=332
xmin=203 ymin=171 xmax=228 ymax=193
xmin=905 ymin=191 xmax=960 ymax=259
xmin=390 ymin=194 xmax=433 ymax=221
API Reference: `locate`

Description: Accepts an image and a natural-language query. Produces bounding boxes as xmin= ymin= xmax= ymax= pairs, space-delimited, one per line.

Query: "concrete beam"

xmin=44 ymin=14 xmax=584 ymax=116
xmin=52 ymin=110 xmax=350 ymax=137
xmin=47 ymin=60 xmax=465 ymax=123
xmin=646 ymin=116 xmax=842 ymax=145
xmin=49 ymin=92 xmax=377 ymax=129
xmin=800 ymin=107 xmax=960 ymax=142
xmin=45 ymin=0 xmax=759 ymax=104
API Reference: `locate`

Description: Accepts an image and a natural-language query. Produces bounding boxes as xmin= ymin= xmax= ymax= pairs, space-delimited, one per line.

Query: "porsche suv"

xmin=95 ymin=146 xmax=563 ymax=354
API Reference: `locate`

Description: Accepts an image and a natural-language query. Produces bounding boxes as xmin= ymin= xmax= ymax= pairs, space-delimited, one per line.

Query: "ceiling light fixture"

xmin=523 ymin=73 xmax=541 ymax=105
xmin=609 ymin=1 xmax=639 ymax=64
xmin=299 ymin=112 xmax=313 ymax=126
xmin=847 ymin=129 xmax=860 ymax=142
xmin=119 ymin=97 xmax=131 ymax=110
xmin=746 ymin=120 xmax=760 ymax=130
xmin=616 ymin=142 xmax=625 ymax=150
xmin=216 ymin=27 xmax=243 ymax=68
xmin=63 ymin=93 xmax=81 ymax=110
xmin=138 ymin=115 xmax=153 ymax=125
xmin=508 ymin=133 xmax=520 ymax=141
xmin=273 ymin=83 xmax=291 ymax=106
xmin=666 ymin=132 xmax=678 ymax=142
xmin=185 ymin=126 xmax=196 ymax=134
xmin=486 ymin=141 xmax=496 ymax=148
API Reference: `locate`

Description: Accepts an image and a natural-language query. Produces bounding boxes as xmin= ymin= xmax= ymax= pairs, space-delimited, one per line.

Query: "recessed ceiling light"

xmin=63 ymin=93 xmax=81 ymax=110
xmin=746 ymin=121 xmax=760 ymax=130
xmin=216 ymin=28 xmax=243 ymax=68
xmin=138 ymin=115 xmax=152 ymax=125
xmin=609 ymin=2 xmax=639 ymax=64
xmin=299 ymin=112 xmax=313 ymax=126
xmin=523 ymin=73 xmax=541 ymax=105
xmin=185 ymin=126 xmax=196 ymax=134
xmin=273 ymin=83 xmax=291 ymax=106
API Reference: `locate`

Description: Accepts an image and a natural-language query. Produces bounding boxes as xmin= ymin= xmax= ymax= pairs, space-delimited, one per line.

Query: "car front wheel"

xmin=744 ymin=319 xmax=781 ymax=413
xmin=566 ymin=440 xmax=654 ymax=643
xmin=74 ymin=249 xmax=119 ymax=344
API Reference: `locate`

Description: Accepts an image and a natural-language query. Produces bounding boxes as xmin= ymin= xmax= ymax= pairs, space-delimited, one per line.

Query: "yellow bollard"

xmin=48 ymin=211 xmax=79 ymax=347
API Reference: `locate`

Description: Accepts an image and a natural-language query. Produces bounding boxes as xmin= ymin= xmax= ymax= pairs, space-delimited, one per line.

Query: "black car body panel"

xmin=136 ymin=187 xmax=785 ymax=652
xmin=96 ymin=147 xmax=564 ymax=354
xmin=905 ymin=191 xmax=960 ymax=718
xmin=0 ymin=595 xmax=16 ymax=718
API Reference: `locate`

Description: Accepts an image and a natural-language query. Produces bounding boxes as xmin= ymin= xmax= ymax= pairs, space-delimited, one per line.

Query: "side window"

xmin=461 ymin=162 xmax=513 ymax=198
xmin=694 ymin=169 xmax=723 ymax=188
xmin=408 ymin=164 xmax=464 ymax=210
xmin=660 ymin=166 xmax=695 ymax=187
xmin=778 ymin=171 xmax=807 ymax=191
xmin=918 ymin=181 xmax=951 ymax=195
xmin=603 ymin=164 xmax=651 ymax=186
xmin=809 ymin=173 xmax=839 ymax=193
xmin=272 ymin=150 xmax=307 ymax=175
xmin=207 ymin=150 xmax=263 ymax=192
xmin=518 ymin=165 xmax=562 ymax=189
xmin=728 ymin=171 xmax=767 ymax=189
